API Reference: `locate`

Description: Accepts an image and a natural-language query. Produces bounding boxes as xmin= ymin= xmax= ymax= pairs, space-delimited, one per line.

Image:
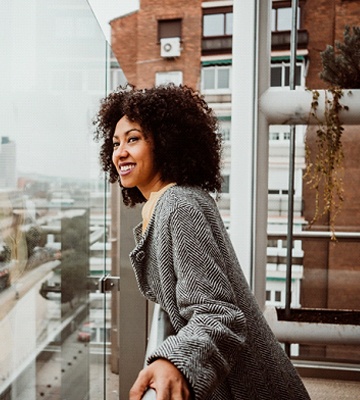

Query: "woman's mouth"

xmin=119 ymin=163 xmax=135 ymax=175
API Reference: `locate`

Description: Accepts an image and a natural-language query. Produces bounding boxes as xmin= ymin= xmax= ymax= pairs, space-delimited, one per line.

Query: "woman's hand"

xmin=129 ymin=358 xmax=191 ymax=400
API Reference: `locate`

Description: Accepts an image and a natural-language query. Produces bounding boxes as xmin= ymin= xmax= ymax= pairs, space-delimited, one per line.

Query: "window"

xmin=203 ymin=12 xmax=233 ymax=37
xmin=269 ymin=132 xmax=280 ymax=141
xmin=110 ymin=67 xmax=127 ymax=90
xmin=221 ymin=175 xmax=230 ymax=194
xmin=158 ymin=19 xmax=182 ymax=41
xmin=282 ymin=189 xmax=295 ymax=195
xmin=275 ymin=290 xmax=282 ymax=302
xmin=267 ymin=239 xmax=279 ymax=248
xmin=201 ymin=66 xmax=231 ymax=93
xmin=265 ymin=287 xmax=286 ymax=305
xmin=268 ymin=189 xmax=280 ymax=195
xmin=218 ymin=119 xmax=231 ymax=141
xmin=271 ymin=6 xmax=300 ymax=32
xmin=268 ymin=189 xmax=295 ymax=196
xmin=269 ymin=130 xmax=290 ymax=141
xmin=271 ymin=62 xmax=303 ymax=87
xmin=155 ymin=71 xmax=183 ymax=86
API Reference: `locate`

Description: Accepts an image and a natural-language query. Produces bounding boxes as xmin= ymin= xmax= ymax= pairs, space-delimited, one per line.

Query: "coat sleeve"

xmin=147 ymin=203 xmax=248 ymax=399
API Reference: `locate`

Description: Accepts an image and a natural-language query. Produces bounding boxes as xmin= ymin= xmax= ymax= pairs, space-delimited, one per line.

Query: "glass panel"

xmin=225 ymin=13 xmax=233 ymax=35
xmin=271 ymin=66 xmax=282 ymax=87
xmin=284 ymin=66 xmax=290 ymax=86
xmin=202 ymin=68 xmax=215 ymax=90
xmin=277 ymin=7 xmax=292 ymax=31
xmin=271 ymin=9 xmax=276 ymax=32
xmin=0 ymin=1 xmax=114 ymax=399
xmin=284 ymin=65 xmax=302 ymax=86
xmin=221 ymin=175 xmax=230 ymax=194
xmin=218 ymin=120 xmax=231 ymax=141
xmin=277 ymin=7 xmax=300 ymax=31
xmin=217 ymin=68 xmax=230 ymax=89
xmin=203 ymin=14 xmax=224 ymax=37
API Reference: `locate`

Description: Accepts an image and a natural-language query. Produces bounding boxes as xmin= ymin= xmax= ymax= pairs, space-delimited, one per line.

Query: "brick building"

xmin=300 ymin=0 xmax=360 ymax=362
xmin=110 ymin=0 xmax=360 ymax=362
xmin=111 ymin=0 xmax=202 ymax=89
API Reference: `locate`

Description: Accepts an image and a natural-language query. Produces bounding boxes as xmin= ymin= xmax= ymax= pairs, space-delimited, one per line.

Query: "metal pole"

xmin=284 ymin=0 xmax=299 ymax=355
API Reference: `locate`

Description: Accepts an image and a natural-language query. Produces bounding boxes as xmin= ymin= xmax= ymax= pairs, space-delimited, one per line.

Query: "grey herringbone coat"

xmin=130 ymin=185 xmax=310 ymax=400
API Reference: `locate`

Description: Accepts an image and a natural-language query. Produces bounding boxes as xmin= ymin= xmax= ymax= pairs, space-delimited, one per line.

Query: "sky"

xmin=1 ymin=0 xmax=140 ymax=181
xmin=88 ymin=0 xmax=139 ymax=42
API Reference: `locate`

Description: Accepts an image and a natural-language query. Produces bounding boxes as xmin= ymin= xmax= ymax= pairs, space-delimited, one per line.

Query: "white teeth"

xmin=120 ymin=164 xmax=134 ymax=172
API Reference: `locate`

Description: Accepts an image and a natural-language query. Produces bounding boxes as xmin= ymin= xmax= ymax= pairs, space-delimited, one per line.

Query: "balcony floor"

xmin=302 ymin=377 xmax=360 ymax=399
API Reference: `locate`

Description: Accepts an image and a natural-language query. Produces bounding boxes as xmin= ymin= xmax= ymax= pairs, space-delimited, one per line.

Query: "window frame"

xmin=271 ymin=1 xmax=303 ymax=32
xmin=157 ymin=18 xmax=182 ymax=42
xmin=155 ymin=71 xmax=183 ymax=86
xmin=202 ymin=6 xmax=233 ymax=38
xmin=201 ymin=65 xmax=232 ymax=94
xmin=270 ymin=60 xmax=305 ymax=88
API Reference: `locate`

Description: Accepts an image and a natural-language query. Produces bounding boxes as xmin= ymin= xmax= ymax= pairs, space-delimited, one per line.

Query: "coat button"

xmin=136 ymin=251 xmax=145 ymax=262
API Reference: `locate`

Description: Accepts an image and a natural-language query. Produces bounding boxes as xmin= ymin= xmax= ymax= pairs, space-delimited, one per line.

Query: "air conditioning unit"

xmin=160 ymin=37 xmax=181 ymax=58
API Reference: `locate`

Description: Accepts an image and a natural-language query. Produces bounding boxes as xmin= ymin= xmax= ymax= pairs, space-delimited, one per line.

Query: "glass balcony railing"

xmin=0 ymin=1 xmax=115 ymax=398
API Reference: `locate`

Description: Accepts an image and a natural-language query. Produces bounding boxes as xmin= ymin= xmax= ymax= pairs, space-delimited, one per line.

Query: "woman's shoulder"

xmin=154 ymin=185 xmax=219 ymax=223
xmin=161 ymin=185 xmax=215 ymax=208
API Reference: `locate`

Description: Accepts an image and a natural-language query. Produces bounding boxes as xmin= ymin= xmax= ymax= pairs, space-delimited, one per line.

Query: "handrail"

xmin=142 ymin=386 xmax=156 ymax=399
xmin=267 ymin=230 xmax=360 ymax=241
xmin=142 ymin=304 xmax=173 ymax=400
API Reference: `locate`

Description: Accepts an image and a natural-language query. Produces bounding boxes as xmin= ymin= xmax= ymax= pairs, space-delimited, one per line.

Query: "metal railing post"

xmin=284 ymin=0 xmax=299 ymax=355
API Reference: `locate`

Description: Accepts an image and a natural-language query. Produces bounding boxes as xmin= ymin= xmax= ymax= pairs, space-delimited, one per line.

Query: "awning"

xmin=201 ymin=58 xmax=232 ymax=66
xmin=271 ymin=55 xmax=306 ymax=62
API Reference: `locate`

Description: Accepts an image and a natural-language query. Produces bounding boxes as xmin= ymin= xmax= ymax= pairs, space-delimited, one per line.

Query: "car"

xmin=77 ymin=322 xmax=96 ymax=342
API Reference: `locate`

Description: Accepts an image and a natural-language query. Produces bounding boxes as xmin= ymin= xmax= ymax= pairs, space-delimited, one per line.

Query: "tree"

xmin=0 ymin=244 xmax=11 ymax=263
xmin=60 ymin=251 xmax=88 ymax=307
xmin=25 ymin=226 xmax=43 ymax=259
xmin=320 ymin=26 xmax=360 ymax=89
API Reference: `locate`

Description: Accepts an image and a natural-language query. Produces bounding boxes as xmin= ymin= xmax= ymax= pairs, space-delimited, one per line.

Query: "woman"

xmin=94 ymin=84 xmax=310 ymax=400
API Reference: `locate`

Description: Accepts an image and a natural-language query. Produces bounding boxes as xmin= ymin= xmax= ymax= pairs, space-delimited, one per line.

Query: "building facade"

xmin=301 ymin=0 xmax=360 ymax=361
xmin=0 ymin=137 xmax=17 ymax=189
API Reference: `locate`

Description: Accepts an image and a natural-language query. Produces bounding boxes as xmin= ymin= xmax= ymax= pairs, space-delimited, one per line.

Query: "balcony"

xmin=202 ymin=36 xmax=232 ymax=55
xmin=201 ymin=29 xmax=309 ymax=56
xmin=272 ymin=29 xmax=309 ymax=51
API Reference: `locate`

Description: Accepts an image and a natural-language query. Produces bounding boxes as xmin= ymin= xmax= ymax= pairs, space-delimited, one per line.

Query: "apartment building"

xmin=300 ymin=0 xmax=360 ymax=362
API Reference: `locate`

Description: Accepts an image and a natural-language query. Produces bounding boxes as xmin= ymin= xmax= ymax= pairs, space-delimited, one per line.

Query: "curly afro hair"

xmin=93 ymin=84 xmax=223 ymax=207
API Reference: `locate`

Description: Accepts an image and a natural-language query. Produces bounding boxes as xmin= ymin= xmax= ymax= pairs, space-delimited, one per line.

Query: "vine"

xmin=304 ymin=88 xmax=350 ymax=240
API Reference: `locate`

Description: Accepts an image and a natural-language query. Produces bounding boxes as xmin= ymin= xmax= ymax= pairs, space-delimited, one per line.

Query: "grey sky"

xmin=1 ymin=0 xmax=139 ymax=181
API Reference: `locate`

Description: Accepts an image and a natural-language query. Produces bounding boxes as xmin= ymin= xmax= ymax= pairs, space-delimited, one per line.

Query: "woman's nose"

xmin=114 ymin=144 xmax=128 ymax=159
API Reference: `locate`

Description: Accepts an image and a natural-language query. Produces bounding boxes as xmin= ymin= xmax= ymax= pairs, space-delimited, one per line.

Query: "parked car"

xmin=77 ymin=322 xmax=96 ymax=342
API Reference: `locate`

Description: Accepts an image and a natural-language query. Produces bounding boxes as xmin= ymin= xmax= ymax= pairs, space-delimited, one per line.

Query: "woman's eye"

xmin=128 ymin=137 xmax=139 ymax=143
xmin=113 ymin=142 xmax=119 ymax=149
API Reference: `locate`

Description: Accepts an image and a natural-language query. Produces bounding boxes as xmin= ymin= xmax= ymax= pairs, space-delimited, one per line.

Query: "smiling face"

xmin=112 ymin=116 xmax=166 ymax=199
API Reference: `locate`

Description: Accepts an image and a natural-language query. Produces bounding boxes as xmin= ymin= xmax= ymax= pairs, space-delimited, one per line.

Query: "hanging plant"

xmin=304 ymin=88 xmax=349 ymax=239
xmin=304 ymin=25 xmax=360 ymax=239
